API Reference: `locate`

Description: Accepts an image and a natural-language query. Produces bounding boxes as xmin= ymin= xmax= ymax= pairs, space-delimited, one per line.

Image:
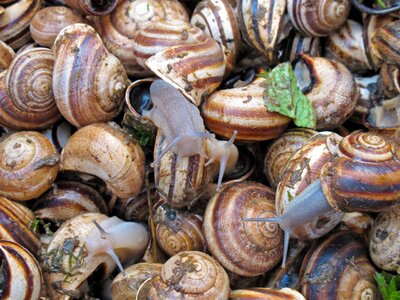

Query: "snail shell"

xmin=111 ymin=262 xmax=162 ymax=300
xmin=285 ymin=32 xmax=321 ymax=62
xmin=154 ymin=204 xmax=206 ymax=256
xmin=41 ymin=120 xmax=75 ymax=153
xmin=92 ymin=0 xmax=189 ymax=77
xmin=264 ymin=128 xmax=317 ymax=189
xmin=293 ymin=54 xmax=358 ymax=130
xmin=372 ymin=19 xmax=400 ymax=66
xmin=0 ymin=240 xmax=42 ymax=300
xmin=202 ymin=77 xmax=291 ymax=142
xmin=64 ymin=0 xmax=119 ymax=15
xmin=238 ymin=0 xmax=286 ymax=64
xmin=276 ymin=132 xmax=344 ymax=240
xmin=0 ymin=48 xmax=61 ymax=130
xmin=138 ymin=251 xmax=230 ymax=300
xmin=351 ymin=75 xmax=379 ymax=125
xmin=0 ymin=40 xmax=15 ymax=72
xmin=229 ymin=288 xmax=306 ymax=300
xmin=0 ymin=196 xmax=40 ymax=256
xmin=0 ymin=131 xmax=58 ymax=201
xmin=30 ymin=6 xmax=86 ymax=48
xmin=300 ymin=231 xmax=379 ymax=299
xmin=204 ymin=181 xmax=283 ymax=276
xmin=33 ymin=181 xmax=108 ymax=224
xmin=0 ymin=0 xmax=41 ymax=49
xmin=338 ymin=212 xmax=373 ymax=241
xmin=53 ymin=24 xmax=128 ymax=128
xmin=191 ymin=0 xmax=241 ymax=75
xmin=287 ymin=0 xmax=350 ymax=37
xmin=145 ymin=26 xmax=226 ymax=106
xmin=60 ymin=123 xmax=146 ymax=199
xmin=325 ymin=20 xmax=370 ymax=73
xmin=369 ymin=206 xmax=400 ymax=272
xmin=380 ymin=63 xmax=400 ymax=98
xmin=321 ymin=131 xmax=400 ymax=212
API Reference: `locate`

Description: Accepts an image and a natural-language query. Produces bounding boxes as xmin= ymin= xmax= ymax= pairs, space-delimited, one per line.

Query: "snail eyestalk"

xmin=242 ymin=179 xmax=333 ymax=267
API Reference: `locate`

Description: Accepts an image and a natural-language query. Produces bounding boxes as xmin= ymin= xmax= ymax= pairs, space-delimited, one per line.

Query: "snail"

xmin=372 ymin=19 xmax=400 ymax=66
xmin=0 ymin=131 xmax=59 ymax=201
xmin=143 ymin=79 xmax=239 ymax=191
xmin=0 ymin=40 xmax=14 ymax=72
xmin=43 ymin=213 xmax=149 ymax=299
xmin=229 ymin=288 xmax=306 ymax=300
xmin=244 ymin=131 xmax=400 ymax=266
xmin=0 ymin=240 xmax=42 ymax=300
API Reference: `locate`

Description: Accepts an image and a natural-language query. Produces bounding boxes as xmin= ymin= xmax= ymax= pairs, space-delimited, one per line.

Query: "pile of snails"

xmin=0 ymin=0 xmax=399 ymax=299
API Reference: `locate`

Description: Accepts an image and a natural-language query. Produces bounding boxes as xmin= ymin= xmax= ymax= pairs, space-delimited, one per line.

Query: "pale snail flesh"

xmin=143 ymin=79 xmax=239 ymax=191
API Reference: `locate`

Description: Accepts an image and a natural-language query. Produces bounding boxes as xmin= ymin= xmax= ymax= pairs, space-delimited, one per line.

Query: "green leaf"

xmin=375 ymin=272 xmax=400 ymax=300
xmin=376 ymin=0 xmax=386 ymax=8
xmin=261 ymin=62 xmax=316 ymax=129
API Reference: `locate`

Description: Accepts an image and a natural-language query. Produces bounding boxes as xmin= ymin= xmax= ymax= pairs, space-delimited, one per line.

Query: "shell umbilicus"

xmin=143 ymin=79 xmax=238 ymax=190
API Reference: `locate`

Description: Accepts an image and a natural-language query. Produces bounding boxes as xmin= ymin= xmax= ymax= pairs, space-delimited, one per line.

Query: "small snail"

xmin=143 ymin=79 xmax=239 ymax=191
xmin=244 ymin=131 xmax=400 ymax=266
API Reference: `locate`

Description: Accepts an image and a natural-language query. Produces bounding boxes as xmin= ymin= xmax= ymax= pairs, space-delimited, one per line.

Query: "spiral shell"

xmin=372 ymin=19 xmax=400 ymax=65
xmin=145 ymin=27 xmax=226 ymax=106
xmin=92 ymin=0 xmax=189 ymax=76
xmin=0 ymin=40 xmax=15 ymax=72
xmin=155 ymin=205 xmax=205 ymax=256
xmin=191 ymin=0 xmax=241 ymax=74
xmin=230 ymin=288 xmax=306 ymax=300
xmin=0 ymin=0 xmax=41 ymax=49
xmin=204 ymin=181 xmax=283 ymax=276
xmin=41 ymin=120 xmax=75 ymax=153
xmin=60 ymin=123 xmax=145 ymax=199
xmin=287 ymin=0 xmax=350 ymax=37
xmin=321 ymin=131 xmax=400 ymax=212
xmin=0 ymin=131 xmax=58 ymax=201
xmin=138 ymin=251 xmax=230 ymax=299
xmin=238 ymin=0 xmax=286 ymax=64
xmin=0 ymin=240 xmax=42 ymax=300
xmin=276 ymin=132 xmax=344 ymax=240
xmin=30 ymin=6 xmax=86 ymax=48
xmin=33 ymin=181 xmax=108 ymax=224
xmin=369 ymin=206 xmax=400 ymax=272
xmin=0 ymin=196 xmax=40 ymax=256
xmin=325 ymin=20 xmax=370 ymax=73
xmin=293 ymin=54 xmax=358 ymax=130
xmin=264 ymin=128 xmax=317 ymax=189
xmin=380 ymin=63 xmax=400 ymax=98
xmin=53 ymin=24 xmax=128 ymax=128
xmin=202 ymin=77 xmax=291 ymax=142
xmin=285 ymin=33 xmax=321 ymax=62
xmin=0 ymin=48 xmax=61 ymax=130
xmin=64 ymin=0 xmax=119 ymax=15
xmin=112 ymin=263 xmax=162 ymax=300
xmin=300 ymin=231 xmax=379 ymax=300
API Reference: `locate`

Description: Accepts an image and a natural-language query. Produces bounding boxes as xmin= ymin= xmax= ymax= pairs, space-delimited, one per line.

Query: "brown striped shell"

xmin=300 ymin=231 xmax=379 ymax=300
xmin=111 ymin=262 xmax=162 ymax=300
xmin=293 ymin=54 xmax=358 ymax=130
xmin=204 ymin=181 xmax=283 ymax=276
xmin=202 ymin=77 xmax=291 ymax=142
xmin=238 ymin=0 xmax=286 ymax=65
xmin=380 ymin=63 xmax=400 ymax=98
xmin=137 ymin=251 xmax=230 ymax=299
xmin=0 ymin=48 xmax=61 ymax=130
xmin=276 ymin=132 xmax=344 ymax=240
xmin=133 ymin=20 xmax=205 ymax=69
xmin=53 ymin=24 xmax=128 ymax=128
xmin=92 ymin=0 xmax=189 ymax=77
xmin=369 ymin=206 xmax=400 ymax=273
xmin=0 ymin=131 xmax=58 ymax=201
xmin=154 ymin=131 xmax=214 ymax=208
xmin=0 ymin=240 xmax=42 ymax=300
xmin=264 ymin=128 xmax=317 ymax=189
xmin=285 ymin=33 xmax=321 ymax=62
xmin=191 ymin=0 xmax=241 ymax=75
xmin=325 ymin=20 xmax=370 ymax=73
xmin=30 ymin=6 xmax=86 ymax=48
xmin=0 ymin=0 xmax=41 ymax=49
xmin=0 ymin=197 xmax=40 ymax=256
xmin=338 ymin=212 xmax=373 ymax=241
xmin=60 ymin=123 xmax=146 ymax=199
xmin=154 ymin=204 xmax=206 ymax=256
xmin=0 ymin=40 xmax=15 ymax=72
xmin=145 ymin=26 xmax=226 ymax=106
xmin=372 ymin=19 xmax=400 ymax=66
xmin=33 ymin=181 xmax=108 ymax=224
xmin=64 ymin=0 xmax=119 ymax=15
xmin=229 ymin=288 xmax=306 ymax=300
xmin=113 ymin=189 xmax=151 ymax=222
xmin=287 ymin=0 xmax=350 ymax=37
xmin=321 ymin=131 xmax=400 ymax=212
